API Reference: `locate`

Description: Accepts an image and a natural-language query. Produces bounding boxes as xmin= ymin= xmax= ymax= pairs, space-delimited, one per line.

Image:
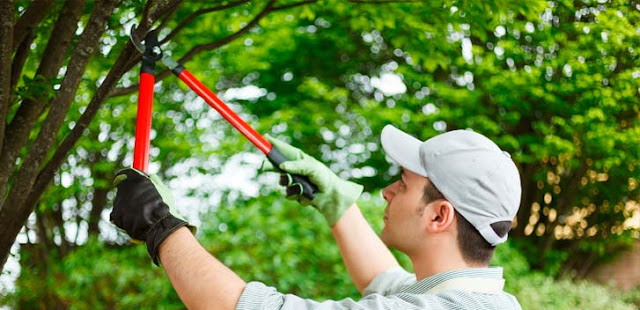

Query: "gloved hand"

xmin=264 ymin=135 xmax=363 ymax=226
xmin=110 ymin=168 xmax=196 ymax=266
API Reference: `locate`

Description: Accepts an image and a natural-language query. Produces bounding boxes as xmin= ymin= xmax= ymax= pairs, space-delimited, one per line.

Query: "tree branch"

xmin=87 ymin=149 xmax=109 ymax=237
xmin=25 ymin=0 xmax=174 ymax=218
xmin=0 ymin=0 xmax=14 ymax=155
xmin=10 ymin=31 xmax=35 ymax=91
xmin=177 ymin=0 xmax=277 ymax=65
xmin=29 ymin=46 xmax=140 ymax=203
xmin=110 ymin=0 xmax=280 ymax=98
xmin=160 ymin=0 xmax=251 ymax=44
xmin=156 ymin=1 xmax=183 ymax=31
xmin=108 ymin=83 xmax=139 ymax=97
xmin=0 ymin=0 xmax=86 ymax=204
xmin=34 ymin=209 xmax=52 ymax=268
xmin=149 ymin=0 xmax=184 ymax=27
xmin=12 ymin=0 xmax=55 ymax=52
xmin=0 ymin=0 xmax=121 ymax=270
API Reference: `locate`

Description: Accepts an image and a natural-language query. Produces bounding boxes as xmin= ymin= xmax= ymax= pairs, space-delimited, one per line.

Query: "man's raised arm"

xmin=110 ymin=168 xmax=246 ymax=309
xmin=159 ymin=227 xmax=246 ymax=309
xmin=331 ymin=204 xmax=399 ymax=293
xmin=265 ymin=136 xmax=399 ymax=293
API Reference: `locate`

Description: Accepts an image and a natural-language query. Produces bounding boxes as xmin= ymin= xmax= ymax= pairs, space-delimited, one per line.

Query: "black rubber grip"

xmin=267 ymin=147 xmax=318 ymax=200
xmin=171 ymin=65 xmax=185 ymax=75
xmin=140 ymin=58 xmax=156 ymax=75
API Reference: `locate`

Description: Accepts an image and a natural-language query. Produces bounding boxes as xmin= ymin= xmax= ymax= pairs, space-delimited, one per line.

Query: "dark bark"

xmin=88 ymin=187 xmax=108 ymax=237
xmin=156 ymin=1 xmax=183 ymax=31
xmin=540 ymin=161 xmax=587 ymax=269
xmin=0 ymin=0 xmax=86 ymax=204
xmin=35 ymin=209 xmax=52 ymax=264
xmin=147 ymin=0 xmax=184 ymax=29
xmin=52 ymin=200 xmax=70 ymax=257
xmin=30 ymin=209 xmax=66 ymax=309
xmin=0 ymin=0 xmax=120 ymax=270
xmin=0 ymin=0 xmax=14 ymax=157
xmin=20 ymin=0 xmax=172 ymax=249
xmin=514 ymin=163 xmax=537 ymax=237
xmin=87 ymin=151 xmax=110 ymax=237
xmin=11 ymin=0 xmax=55 ymax=52
xmin=2 ymin=0 xmax=313 ymax=273
xmin=26 ymin=43 xmax=139 ymax=216
xmin=10 ymin=30 xmax=35 ymax=91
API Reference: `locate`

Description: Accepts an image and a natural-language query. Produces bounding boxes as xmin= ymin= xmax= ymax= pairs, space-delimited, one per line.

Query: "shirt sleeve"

xmin=236 ymin=281 xmax=410 ymax=310
xmin=362 ymin=266 xmax=416 ymax=296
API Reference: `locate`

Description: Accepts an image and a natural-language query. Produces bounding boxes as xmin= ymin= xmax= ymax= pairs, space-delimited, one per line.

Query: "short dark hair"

xmin=421 ymin=179 xmax=512 ymax=266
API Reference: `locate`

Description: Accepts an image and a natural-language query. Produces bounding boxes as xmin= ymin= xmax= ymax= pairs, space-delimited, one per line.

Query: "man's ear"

xmin=426 ymin=200 xmax=456 ymax=233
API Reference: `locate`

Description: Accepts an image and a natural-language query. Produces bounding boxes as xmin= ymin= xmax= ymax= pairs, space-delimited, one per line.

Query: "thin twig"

xmin=110 ymin=0 xmax=321 ymax=98
xmin=156 ymin=1 xmax=183 ymax=31
xmin=110 ymin=0 xmax=280 ymax=98
xmin=160 ymin=0 xmax=251 ymax=44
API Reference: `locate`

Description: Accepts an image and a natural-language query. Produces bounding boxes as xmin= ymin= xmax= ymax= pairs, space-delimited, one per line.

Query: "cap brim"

xmin=380 ymin=125 xmax=427 ymax=177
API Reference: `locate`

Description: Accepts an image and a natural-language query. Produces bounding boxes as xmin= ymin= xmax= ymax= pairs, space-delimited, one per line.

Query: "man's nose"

xmin=382 ymin=182 xmax=397 ymax=201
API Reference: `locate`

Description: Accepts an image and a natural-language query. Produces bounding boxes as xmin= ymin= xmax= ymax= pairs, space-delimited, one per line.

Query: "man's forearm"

xmin=331 ymin=204 xmax=399 ymax=293
xmin=158 ymin=227 xmax=247 ymax=310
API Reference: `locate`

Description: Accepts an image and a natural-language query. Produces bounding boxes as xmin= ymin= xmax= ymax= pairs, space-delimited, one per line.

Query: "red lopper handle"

xmin=174 ymin=68 xmax=317 ymax=199
xmin=132 ymin=72 xmax=155 ymax=173
xmin=176 ymin=69 xmax=272 ymax=154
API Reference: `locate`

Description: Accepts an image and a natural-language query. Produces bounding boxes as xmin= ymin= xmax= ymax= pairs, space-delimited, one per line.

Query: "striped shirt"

xmin=236 ymin=266 xmax=522 ymax=309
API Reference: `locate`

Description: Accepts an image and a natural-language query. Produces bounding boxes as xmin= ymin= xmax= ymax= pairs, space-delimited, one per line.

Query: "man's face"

xmin=380 ymin=168 xmax=430 ymax=253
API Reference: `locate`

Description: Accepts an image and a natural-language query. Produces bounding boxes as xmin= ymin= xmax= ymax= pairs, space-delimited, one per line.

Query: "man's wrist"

xmin=147 ymin=216 xmax=189 ymax=266
xmin=156 ymin=226 xmax=192 ymax=265
xmin=330 ymin=203 xmax=360 ymax=227
xmin=325 ymin=181 xmax=363 ymax=226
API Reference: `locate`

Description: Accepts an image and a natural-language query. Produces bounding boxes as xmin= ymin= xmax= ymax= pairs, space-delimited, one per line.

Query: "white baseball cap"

xmin=380 ymin=125 xmax=521 ymax=246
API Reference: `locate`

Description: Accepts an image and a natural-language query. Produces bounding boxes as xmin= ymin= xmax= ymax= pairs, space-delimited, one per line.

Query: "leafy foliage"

xmin=1 ymin=0 xmax=639 ymax=308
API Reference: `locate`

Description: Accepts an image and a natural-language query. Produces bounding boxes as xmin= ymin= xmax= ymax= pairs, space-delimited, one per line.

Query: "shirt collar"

xmin=399 ymin=267 xmax=504 ymax=294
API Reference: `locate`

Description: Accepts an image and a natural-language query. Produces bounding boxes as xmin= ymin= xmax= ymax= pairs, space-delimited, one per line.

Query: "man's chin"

xmin=380 ymin=229 xmax=390 ymax=246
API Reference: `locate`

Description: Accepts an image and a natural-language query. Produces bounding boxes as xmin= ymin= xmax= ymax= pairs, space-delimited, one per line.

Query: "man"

xmin=111 ymin=124 xmax=522 ymax=309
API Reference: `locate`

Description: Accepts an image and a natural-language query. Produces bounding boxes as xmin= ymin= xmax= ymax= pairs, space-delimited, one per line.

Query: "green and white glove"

xmin=111 ymin=168 xmax=196 ymax=266
xmin=264 ymin=135 xmax=364 ymax=226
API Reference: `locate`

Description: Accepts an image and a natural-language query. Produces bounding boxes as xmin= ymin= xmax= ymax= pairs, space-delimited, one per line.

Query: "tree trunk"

xmin=88 ymin=151 xmax=110 ymax=237
xmin=0 ymin=0 xmax=120 ymax=269
xmin=0 ymin=0 xmax=86 ymax=204
xmin=88 ymin=187 xmax=109 ymax=237
xmin=514 ymin=163 xmax=537 ymax=236
xmin=0 ymin=0 xmax=14 ymax=155
xmin=9 ymin=0 xmax=175 ymax=269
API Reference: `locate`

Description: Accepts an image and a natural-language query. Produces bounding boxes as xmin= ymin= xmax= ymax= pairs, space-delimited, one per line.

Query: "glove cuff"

xmin=324 ymin=181 xmax=364 ymax=226
xmin=146 ymin=215 xmax=189 ymax=266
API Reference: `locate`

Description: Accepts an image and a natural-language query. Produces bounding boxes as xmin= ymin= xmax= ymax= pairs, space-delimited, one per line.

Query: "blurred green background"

xmin=1 ymin=0 xmax=639 ymax=308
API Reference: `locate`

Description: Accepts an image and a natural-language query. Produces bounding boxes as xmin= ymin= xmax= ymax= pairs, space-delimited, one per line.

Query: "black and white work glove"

xmin=110 ymin=168 xmax=196 ymax=266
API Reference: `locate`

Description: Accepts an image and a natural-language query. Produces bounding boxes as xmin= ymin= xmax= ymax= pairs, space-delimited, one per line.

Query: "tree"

xmin=0 ymin=0 xmax=338 ymax=271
